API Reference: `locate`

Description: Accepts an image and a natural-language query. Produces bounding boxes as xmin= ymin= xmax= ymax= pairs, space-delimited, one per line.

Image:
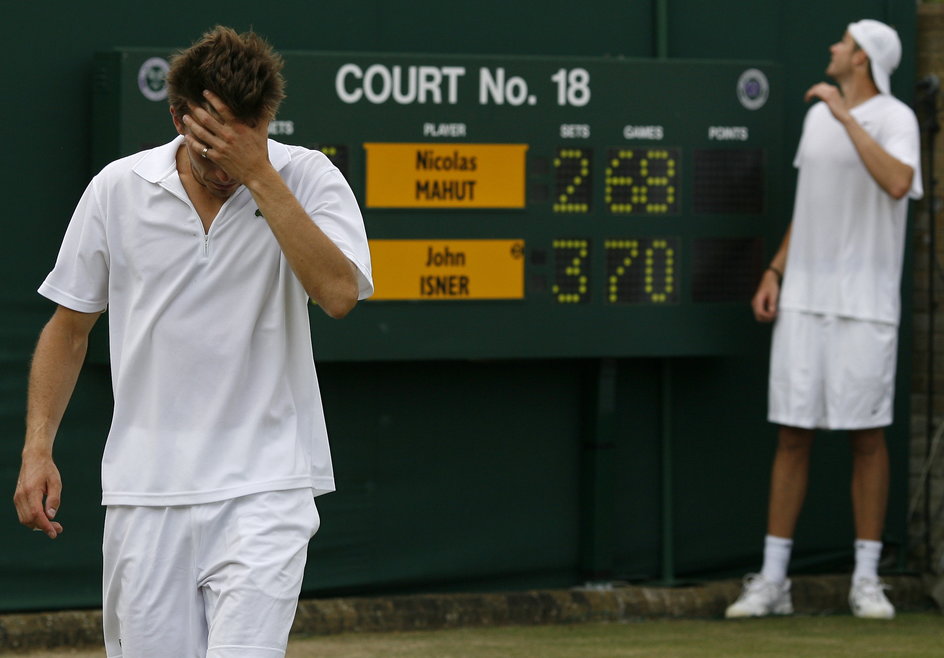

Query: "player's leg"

xmin=102 ymin=505 xmax=207 ymax=657
xmin=832 ymin=317 xmax=895 ymax=545
xmin=831 ymin=317 xmax=897 ymax=619
xmin=766 ymin=310 xmax=822 ymax=544
xmin=727 ymin=310 xmax=821 ymax=619
xmin=847 ymin=427 xmax=894 ymax=618
xmin=767 ymin=425 xmax=814 ymax=540
xmin=850 ymin=427 xmax=889 ymax=543
xmin=198 ymin=488 xmax=320 ymax=657
xmin=757 ymin=424 xmax=815 ymax=584
xmin=725 ymin=425 xmax=812 ymax=618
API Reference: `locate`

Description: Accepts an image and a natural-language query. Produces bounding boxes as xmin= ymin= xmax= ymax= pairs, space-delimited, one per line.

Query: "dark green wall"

xmin=0 ymin=0 xmax=918 ymax=611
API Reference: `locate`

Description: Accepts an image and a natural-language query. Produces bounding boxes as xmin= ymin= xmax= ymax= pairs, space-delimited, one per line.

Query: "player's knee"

xmin=776 ymin=428 xmax=813 ymax=455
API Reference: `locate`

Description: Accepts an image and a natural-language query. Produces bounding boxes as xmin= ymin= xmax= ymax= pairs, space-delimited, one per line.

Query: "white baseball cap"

xmin=847 ymin=19 xmax=901 ymax=95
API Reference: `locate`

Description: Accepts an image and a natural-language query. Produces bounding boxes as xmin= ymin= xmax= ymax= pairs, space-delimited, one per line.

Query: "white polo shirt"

xmin=40 ymin=136 xmax=373 ymax=506
xmin=779 ymin=95 xmax=922 ymax=325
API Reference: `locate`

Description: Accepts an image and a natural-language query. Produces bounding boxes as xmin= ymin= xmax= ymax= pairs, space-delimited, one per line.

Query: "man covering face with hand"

xmin=14 ymin=25 xmax=372 ymax=657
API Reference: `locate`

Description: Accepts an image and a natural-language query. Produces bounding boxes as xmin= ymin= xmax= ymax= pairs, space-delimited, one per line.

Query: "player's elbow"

xmin=320 ymin=294 xmax=357 ymax=319
xmin=887 ymin=183 xmax=910 ymax=200
xmin=307 ymin=263 xmax=360 ymax=319
xmin=886 ymin=166 xmax=914 ymax=200
xmin=316 ymin=280 xmax=359 ymax=319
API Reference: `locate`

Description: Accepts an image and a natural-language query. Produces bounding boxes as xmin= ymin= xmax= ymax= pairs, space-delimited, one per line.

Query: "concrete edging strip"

xmin=0 ymin=575 xmax=933 ymax=652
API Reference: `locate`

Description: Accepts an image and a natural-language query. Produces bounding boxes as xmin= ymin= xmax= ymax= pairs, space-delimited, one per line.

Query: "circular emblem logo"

xmin=737 ymin=68 xmax=769 ymax=111
xmin=137 ymin=57 xmax=170 ymax=102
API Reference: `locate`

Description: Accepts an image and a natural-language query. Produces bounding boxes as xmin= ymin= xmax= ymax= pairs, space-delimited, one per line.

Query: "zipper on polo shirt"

xmin=198 ymin=190 xmax=247 ymax=259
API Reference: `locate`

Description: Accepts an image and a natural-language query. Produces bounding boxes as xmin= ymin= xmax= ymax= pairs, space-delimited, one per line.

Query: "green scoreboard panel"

xmin=94 ymin=50 xmax=782 ymax=360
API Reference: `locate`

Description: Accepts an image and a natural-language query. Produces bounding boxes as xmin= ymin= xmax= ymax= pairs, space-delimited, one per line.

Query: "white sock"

xmin=853 ymin=539 xmax=883 ymax=582
xmin=760 ymin=535 xmax=793 ymax=584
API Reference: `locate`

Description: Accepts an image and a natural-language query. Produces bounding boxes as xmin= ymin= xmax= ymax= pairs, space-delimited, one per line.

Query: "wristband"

xmin=766 ymin=265 xmax=783 ymax=283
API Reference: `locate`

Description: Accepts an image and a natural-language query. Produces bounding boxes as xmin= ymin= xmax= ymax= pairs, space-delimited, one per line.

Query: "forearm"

xmin=768 ymin=223 xmax=792 ymax=276
xmin=804 ymin=85 xmax=914 ymax=200
xmin=24 ymin=309 xmax=95 ymax=456
xmin=753 ymin=223 xmax=791 ymax=322
xmin=841 ymin=115 xmax=914 ymax=200
xmin=247 ymin=169 xmax=359 ymax=318
xmin=16 ymin=308 xmax=94 ymax=538
xmin=181 ymin=93 xmax=360 ymax=315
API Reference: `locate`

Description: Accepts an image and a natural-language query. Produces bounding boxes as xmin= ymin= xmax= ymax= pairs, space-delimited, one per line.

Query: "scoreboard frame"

xmin=93 ymin=49 xmax=784 ymax=361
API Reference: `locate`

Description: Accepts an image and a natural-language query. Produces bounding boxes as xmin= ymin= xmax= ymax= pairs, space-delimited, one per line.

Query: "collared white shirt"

xmin=40 ymin=136 xmax=372 ymax=505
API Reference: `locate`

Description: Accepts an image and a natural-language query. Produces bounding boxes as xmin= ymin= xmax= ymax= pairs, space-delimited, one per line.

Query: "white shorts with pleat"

xmin=102 ymin=488 xmax=319 ymax=658
xmin=768 ymin=309 xmax=898 ymax=430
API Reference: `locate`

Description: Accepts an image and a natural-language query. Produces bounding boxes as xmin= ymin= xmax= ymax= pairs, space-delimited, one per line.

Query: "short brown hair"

xmin=167 ymin=26 xmax=285 ymax=126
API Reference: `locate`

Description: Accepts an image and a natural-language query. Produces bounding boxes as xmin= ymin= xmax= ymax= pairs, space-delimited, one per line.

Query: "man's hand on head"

xmin=182 ymin=90 xmax=272 ymax=186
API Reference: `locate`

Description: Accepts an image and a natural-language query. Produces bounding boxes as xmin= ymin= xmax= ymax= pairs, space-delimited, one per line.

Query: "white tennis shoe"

xmin=725 ymin=573 xmax=794 ymax=618
xmin=849 ymin=577 xmax=895 ymax=619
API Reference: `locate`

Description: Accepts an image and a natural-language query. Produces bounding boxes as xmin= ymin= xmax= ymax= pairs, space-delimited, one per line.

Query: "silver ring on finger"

xmin=201 ymin=146 xmax=209 ymax=159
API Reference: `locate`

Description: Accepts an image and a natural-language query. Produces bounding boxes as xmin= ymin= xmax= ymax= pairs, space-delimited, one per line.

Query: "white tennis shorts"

xmin=102 ymin=488 xmax=320 ymax=658
xmin=768 ymin=309 xmax=898 ymax=430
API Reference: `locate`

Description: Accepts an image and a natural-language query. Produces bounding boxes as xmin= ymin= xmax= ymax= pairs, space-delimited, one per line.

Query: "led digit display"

xmin=552 ymin=239 xmax=590 ymax=303
xmin=693 ymin=148 xmax=764 ymax=214
xmin=605 ymin=237 xmax=678 ymax=304
xmin=692 ymin=237 xmax=763 ymax=303
xmin=315 ymin=143 xmax=349 ymax=180
xmin=553 ymin=148 xmax=592 ymax=213
xmin=605 ymin=148 xmax=680 ymax=215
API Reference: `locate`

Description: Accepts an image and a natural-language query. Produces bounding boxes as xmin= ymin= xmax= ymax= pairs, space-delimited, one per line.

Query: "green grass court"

xmin=8 ymin=613 xmax=943 ymax=657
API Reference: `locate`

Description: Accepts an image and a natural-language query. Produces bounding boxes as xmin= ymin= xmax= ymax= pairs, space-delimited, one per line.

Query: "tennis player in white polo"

xmin=14 ymin=26 xmax=372 ymax=656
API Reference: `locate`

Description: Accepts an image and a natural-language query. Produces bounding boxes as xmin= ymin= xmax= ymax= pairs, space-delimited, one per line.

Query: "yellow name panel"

xmin=369 ymin=239 xmax=525 ymax=300
xmin=364 ymin=143 xmax=528 ymax=208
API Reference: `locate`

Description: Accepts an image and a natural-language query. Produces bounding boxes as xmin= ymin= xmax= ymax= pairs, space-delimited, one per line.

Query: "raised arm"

xmin=805 ymin=83 xmax=914 ymax=200
xmin=14 ymin=306 xmax=100 ymax=538
xmin=182 ymin=91 xmax=360 ymax=318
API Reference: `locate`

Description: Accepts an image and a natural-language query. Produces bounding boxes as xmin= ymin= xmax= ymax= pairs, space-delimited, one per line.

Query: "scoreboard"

xmin=93 ymin=50 xmax=783 ymax=361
